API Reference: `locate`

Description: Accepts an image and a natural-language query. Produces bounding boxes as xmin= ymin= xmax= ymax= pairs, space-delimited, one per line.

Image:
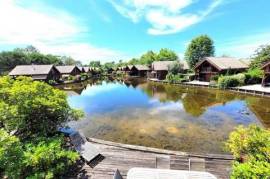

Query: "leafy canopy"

xmin=184 ymin=35 xmax=215 ymax=68
xmin=0 ymin=76 xmax=83 ymax=139
xmin=250 ymin=45 xmax=270 ymax=69
xmin=156 ymin=48 xmax=178 ymax=61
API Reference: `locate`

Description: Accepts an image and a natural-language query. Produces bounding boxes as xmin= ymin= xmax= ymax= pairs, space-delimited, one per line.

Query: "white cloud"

xmin=0 ymin=0 xmax=126 ymax=64
xmin=217 ymin=32 xmax=270 ymax=58
xmin=109 ymin=0 xmax=223 ymax=35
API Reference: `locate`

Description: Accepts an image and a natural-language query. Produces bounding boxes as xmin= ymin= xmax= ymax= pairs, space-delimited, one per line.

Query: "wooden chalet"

xmin=130 ymin=65 xmax=150 ymax=77
xmin=261 ymin=61 xmax=270 ymax=86
xmin=150 ymin=61 xmax=189 ymax=80
xmin=9 ymin=65 xmax=61 ymax=82
xmin=56 ymin=65 xmax=81 ymax=78
xmin=78 ymin=67 xmax=86 ymax=73
xmin=194 ymin=57 xmax=249 ymax=82
xmin=83 ymin=67 xmax=90 ymax=74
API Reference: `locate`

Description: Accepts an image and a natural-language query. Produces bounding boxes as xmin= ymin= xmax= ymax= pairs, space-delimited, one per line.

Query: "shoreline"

xmin=147 ymin=78 xmax=270 ymax=97
xmin=88 ymin=137 xmax=234 ymax=160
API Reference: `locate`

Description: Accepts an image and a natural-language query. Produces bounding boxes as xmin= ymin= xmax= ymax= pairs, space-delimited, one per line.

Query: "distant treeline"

xmin=0 ymin=45 xmax=81 ymax=74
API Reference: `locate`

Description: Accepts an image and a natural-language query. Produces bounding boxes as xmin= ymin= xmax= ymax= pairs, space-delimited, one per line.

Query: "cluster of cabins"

xmin=8 ymin=65 xmax=97 ymax=82
xmin=8 ymin=57 xmax=270 ymax=86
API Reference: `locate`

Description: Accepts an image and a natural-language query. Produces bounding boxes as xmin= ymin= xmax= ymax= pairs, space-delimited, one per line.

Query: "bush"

xmin=210 ymin=75 xmax=219 ymax=81
xmin=166 ymin=73 xmax=184 ymax=83
xmin=0 ymin=76 xmax=83 ymax=139
xmin=23 ymin=136 xmax=79 ymax=179
xmin=225 ymin=125 xmax=270 ymax=178
xmin=0 ymin=130 xmax=79 ymax=179
xmin=0 ymin=129 xmax=24 ymax=178
xmin=244 ymin=68 xmax=264 ymax=84
xmin=218 ymin=74 xmax=245 ymax=89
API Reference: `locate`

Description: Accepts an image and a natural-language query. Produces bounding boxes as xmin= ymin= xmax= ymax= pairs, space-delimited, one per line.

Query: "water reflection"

xmin=57 ymin=79 xmax=270 ymax=154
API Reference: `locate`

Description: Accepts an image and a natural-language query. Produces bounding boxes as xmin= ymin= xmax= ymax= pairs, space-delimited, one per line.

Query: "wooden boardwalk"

xmin=71 ymin=138 xmax=233 ymax=179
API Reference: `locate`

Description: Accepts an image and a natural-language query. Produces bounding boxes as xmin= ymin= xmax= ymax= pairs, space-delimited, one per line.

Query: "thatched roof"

xmin=133 ymin=65 xmax=150 ymax=71
xmin=9 ymin=65 xmax=55 ymax=76
xmin=195 ymin=57 xmax=249 ymax=71
xmin=56 ymin=65 xmax=80 ymax=74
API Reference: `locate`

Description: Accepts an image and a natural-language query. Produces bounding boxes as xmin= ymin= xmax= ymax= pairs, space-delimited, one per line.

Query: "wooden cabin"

xmin=9 ymin=65 xmax=61 ymax=82
xmin=78 ymin=67 xmax=86 ymax=73
xmin=130 ymin=65 xmax=150 ymax=77
xmin=261 ymin=61 xmax=270 ymax=86
xmin=56 ymin=65 xmax=81 ymax=78
xmin=150 ymin=61 xmax=188 ymax=80
xmin=83 ymin=67 xmax=90 ymax=74
xmin=194 ymin=57 xmax=249 ymax=82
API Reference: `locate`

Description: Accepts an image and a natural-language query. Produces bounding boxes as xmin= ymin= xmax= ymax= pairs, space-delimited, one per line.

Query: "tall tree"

xmin=140 ymin=50 xmax=157 ymax=65
xmin=89 ymin=61 xmax=101 ymax=68
xmin=61 ymin=56 xmax=81 ymax=66
xmin=250 ymin=45 xmax=270 ymax=69
xmin=156 ymin=48 xmax=178 ymax=61
xmin=184 ymin=35 xmax=215 ymax=68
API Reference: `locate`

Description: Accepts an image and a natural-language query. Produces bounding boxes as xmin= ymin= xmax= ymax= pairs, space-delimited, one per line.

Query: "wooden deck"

xmin=71 ymin=138 xmax=233 ymax=179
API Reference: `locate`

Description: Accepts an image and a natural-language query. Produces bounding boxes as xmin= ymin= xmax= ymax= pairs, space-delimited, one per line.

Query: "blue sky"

xmin=0 ymin=0 xmax=270 ymax=64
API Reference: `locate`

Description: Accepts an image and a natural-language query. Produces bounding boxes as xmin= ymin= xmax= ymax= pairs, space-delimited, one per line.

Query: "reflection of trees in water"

xmin=245 ymin=96 xmax=270 ymax=128
xmin=140 ymin=82 xmax=251 ymax=117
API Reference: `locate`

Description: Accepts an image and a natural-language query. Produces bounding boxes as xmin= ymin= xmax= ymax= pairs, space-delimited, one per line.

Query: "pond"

xmin=58 ymin=78 xmax=270 ymax=154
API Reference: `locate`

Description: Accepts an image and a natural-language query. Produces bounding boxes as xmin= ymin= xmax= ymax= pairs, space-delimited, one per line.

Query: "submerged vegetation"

xmin=0 ymin=76 xmax=83 ymax=178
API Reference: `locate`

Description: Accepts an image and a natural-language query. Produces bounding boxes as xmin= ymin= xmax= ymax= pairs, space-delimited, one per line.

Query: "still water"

xmin=58 ymin=78 xmax=270 ymax=154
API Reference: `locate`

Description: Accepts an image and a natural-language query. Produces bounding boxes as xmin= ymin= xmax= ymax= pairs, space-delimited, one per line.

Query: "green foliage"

xmin=0 ymin=130 xmax=79 ymax=179
xmin=168 ymin=61 xmax=184 ymax=75
xmin=89 ymin=61 xmax=101 ymax=68
xmin=0 ymin=129 xmax=24 ymax=178
xmin=0 ymin=46 xmax=62 ymax=74
xmin=61 ymin=56 xmax=81 ymax=66
xmin=166 ymin=73 xmax=184 ymax=83
xmin=156 ymin=48 xmax=178 ymax=61
xmin=250 ymin=45 xmax=270 ymax=69
xmin=210 ymin=75 xmax=219 ymax=81
xmin=218 ymin=74 xmax=245 ymax=89
xmin=184 ymin=35 xmax=215 ymax=68
xmin=140 ymin=50 xmax=157 ymax=65
xmin=244 ymin=68 xmax=264 ymax=84
xmin=225 ymin=125 xmax=270 ymax=178
xmin=230 ymin=160 xmax=270 ymax=179
xmin=0 ymin=76 xmax=83 ymax=139
xmin=23 ymin=136 xmax=79 ymax=179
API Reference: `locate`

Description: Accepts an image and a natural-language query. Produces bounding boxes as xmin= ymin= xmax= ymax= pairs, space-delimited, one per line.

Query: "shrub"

xmin=210 ymin=75 xmax=219 ymax=81
xmin=244 ymin=68 xmax=264 ymax=84
xmin=225 ymin=125 xmax=270 ymax=178
xmin=0 ymin=76 xmax=83 ymax=139
xmin=0 ymin=129 xmax=24 ymax=178
xmin=23 ymin=136 xmax=79 ymax=179
xmin=166 ymin=73 xmax=184 ymax=83
xmin=218 ymin=74 xmax=245 ymax=89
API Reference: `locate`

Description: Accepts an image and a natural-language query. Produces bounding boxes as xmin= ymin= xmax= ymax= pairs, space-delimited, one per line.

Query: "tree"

xmin=250 ymin=45 xmax=270 ymax=69
xmin=61 ymin=56 xmax=81 ymax=66
xmin=156 ymin=48 xmax=178 ymax=61
xmin=128 ymin=58 xmax=140 ymax=65
xmin=0 ymin=129 xmax=24 ymax=178
xmin=168 ymin=61 xmax=184 ymax=75
xmin=184 ymin=35 xmax=215 ymax=68
xmin=89 ymin=61 xmax=101 ymax=68
xmin=0 ymin=76 xmax=83 ymax=139
xmin=140 ymin=50 xmax=157 ymax=65
xmin=0 ymin=77 xmax=81 ymax=178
